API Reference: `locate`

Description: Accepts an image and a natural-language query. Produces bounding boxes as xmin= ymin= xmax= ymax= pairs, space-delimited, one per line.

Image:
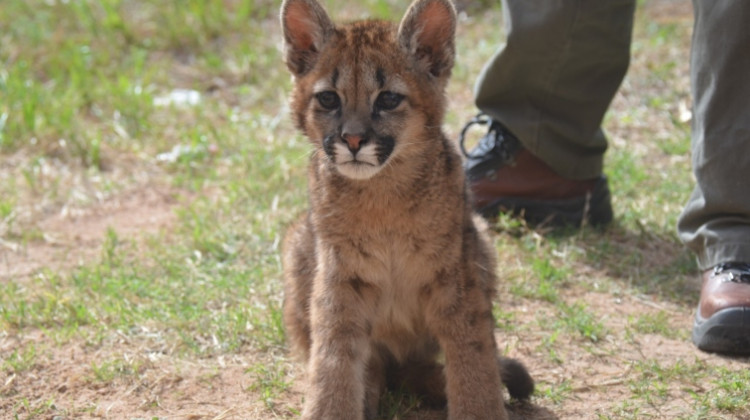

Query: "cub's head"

xmin=280 ymin=0 xmax=456 ymax=180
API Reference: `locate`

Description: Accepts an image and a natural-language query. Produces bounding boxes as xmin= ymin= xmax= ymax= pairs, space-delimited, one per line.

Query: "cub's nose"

xmin=342 ymin=132 xmax=368 ymax=153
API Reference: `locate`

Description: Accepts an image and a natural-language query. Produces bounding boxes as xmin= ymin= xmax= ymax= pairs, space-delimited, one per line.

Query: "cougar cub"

xmin=280 ymin=0 xmax=533 ymax=418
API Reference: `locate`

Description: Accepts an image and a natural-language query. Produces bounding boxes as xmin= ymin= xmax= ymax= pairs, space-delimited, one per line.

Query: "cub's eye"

xmin=375 ymin=91 xmax=404 ymax=111
xmin=315 ymin=91 xmax=341 ymax=110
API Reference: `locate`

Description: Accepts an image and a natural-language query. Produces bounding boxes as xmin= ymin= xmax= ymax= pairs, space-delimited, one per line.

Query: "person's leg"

xmin=678 ymin=0 xmax=750 ymax=355
xmin=463 ymin=0 xmax=635 ymax=226
xmin=474 ymin=0 xmax=635 ymax=179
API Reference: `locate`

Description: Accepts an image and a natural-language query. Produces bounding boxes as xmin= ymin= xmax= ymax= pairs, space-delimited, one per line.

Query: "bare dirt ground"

xmin=3 ymin=280 xmax=744 ymax=419
xmin=1 ymin=186 xmax=178 ymax=282
xmin=3 ymin=155 xmax=748 ymax=420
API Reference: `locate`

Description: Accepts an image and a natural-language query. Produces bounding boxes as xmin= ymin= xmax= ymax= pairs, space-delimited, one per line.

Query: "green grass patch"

xmin=630 ymin=310 xmax=685 ymax=340
xmin=2 ymin=344 xmax=38 ymax=374
xmin=536 ymin=379 xmax=572 ymax=406
xmin=248 ymin=362 xmax=294 ymax=413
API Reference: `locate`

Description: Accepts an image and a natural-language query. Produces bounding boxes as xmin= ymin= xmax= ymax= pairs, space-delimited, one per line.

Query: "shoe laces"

xmin=713 ymin=262 xmax=750 ymax=284
xmin=459 ymin=113 xmax=521 ymax=162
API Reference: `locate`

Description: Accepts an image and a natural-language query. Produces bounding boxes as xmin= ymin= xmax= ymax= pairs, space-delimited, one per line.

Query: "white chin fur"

xmin=336 ymin=162 xmax=382 ymax=180
xmin=332 ymin=142 xmax=385 ymax=180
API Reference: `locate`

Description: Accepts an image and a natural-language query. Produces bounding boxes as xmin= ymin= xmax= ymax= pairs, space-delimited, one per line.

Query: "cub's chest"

xmin=352 ymin=239 xmax=436 ymax=360
xmin=338 ymin=226 xmax=453 ymax=281
xmin=369 ymin=278 xmax=432 ymax=361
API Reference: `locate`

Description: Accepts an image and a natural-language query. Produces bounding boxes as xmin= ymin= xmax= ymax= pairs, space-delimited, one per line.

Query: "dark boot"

xmin=460 ymin=115 xmax=613 ymax=228
xmin=693 ymin=262 xmax=750 ymax=355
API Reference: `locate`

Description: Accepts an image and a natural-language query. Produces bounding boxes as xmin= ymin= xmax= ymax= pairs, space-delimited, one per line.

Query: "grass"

xmin=1 ymin=0 xmax=749 ymax=419
xmin=630 ymin=310 xmax=686 ymax=340
xmin=2 ymin=345 xmax=37 ymax=374
xmin=247 ymin=362 xmax=294 ymax=412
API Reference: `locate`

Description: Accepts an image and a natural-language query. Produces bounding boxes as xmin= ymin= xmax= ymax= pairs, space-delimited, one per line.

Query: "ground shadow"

xmin=397 ymin=401 xmax=558 ymax=420
xmin=507 ymin=400 xmax=560 ymax=420
xmin=538 ymin=219 xmax=701 ymax=307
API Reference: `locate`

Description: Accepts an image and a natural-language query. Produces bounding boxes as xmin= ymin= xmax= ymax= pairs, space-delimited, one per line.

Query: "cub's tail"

xmin=499 ymin=356 xmax=535 ymax=400
xmin=387 ymin=355 xmax=534 ymax=407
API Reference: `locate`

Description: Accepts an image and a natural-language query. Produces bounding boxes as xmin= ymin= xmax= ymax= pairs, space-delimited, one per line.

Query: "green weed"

xmin=556 ymin=302 xmax=608 ymax=343
xmin=377 ymin=387 xmax=424 ymax=419
xmin=630 ymin=310 xmax=685 ymax=340
xmin=89 ymin=357 xmax=142 ymax=383
xmin=536 ymin=380 xmax=572 ymax=405
xmin=2 ymin=345 xmax=37 ymax=374
xmin=510 ymin=256 xmax=569 ymax=303
xmin=248 ymin=362 xmax=292 ymax=412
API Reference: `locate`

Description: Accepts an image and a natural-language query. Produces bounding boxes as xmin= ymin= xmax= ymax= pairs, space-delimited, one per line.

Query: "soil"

xmin=1 ymin=186 xmax=178 ymax=282
xmin=2 ymin=181 xmax=748 ymax=419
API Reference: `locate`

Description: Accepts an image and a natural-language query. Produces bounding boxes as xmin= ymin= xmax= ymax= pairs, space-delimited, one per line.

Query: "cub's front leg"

xmin=426 ymin=272 xmax=507 ymax=420
xmin=302 ymin=255 xmax=374 ymax=420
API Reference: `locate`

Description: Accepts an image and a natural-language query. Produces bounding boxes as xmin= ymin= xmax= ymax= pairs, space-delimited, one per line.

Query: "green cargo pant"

xmin=474 ymin=0 xmax=750 ymax=270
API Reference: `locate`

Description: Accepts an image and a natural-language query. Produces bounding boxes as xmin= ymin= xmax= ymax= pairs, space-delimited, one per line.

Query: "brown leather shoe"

xmin=460 ymin=114 xmax=612 ymax=227
xmin=692 ymin=262 xmax=750 ymax=355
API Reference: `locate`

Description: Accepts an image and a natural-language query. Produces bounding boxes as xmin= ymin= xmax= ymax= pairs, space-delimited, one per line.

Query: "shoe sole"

xmin=476 ymin=176 xmax=613 ymax=228
xmin=692 ymin=307 xmax=750 ymax=355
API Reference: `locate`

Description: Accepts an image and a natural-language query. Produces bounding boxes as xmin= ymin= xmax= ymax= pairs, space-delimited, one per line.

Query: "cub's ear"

xmin=397 ymin=0 xmax=456 ymax=78
xmin=280 ymin=0 xmax=335 ymax=76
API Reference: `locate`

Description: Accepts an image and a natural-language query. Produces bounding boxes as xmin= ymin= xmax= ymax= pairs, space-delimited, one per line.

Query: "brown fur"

xmin=279 ymin=1 xmax=533 ymax=419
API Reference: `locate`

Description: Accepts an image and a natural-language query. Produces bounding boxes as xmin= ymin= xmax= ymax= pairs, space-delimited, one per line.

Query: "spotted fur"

xmin=280 ymin=1 xmax=533 ymax=419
